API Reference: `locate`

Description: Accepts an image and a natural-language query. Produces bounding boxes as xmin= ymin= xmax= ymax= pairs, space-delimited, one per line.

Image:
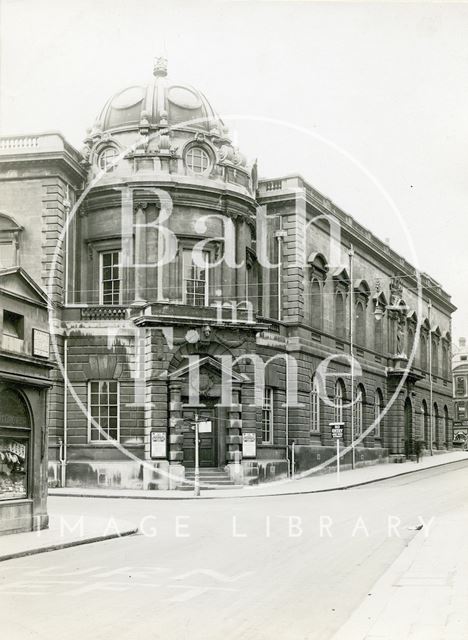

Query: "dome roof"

xmin=96 ymin=58 xmax=222 ymax=134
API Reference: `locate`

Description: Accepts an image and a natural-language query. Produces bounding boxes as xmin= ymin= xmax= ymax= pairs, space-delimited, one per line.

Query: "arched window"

xmin=431 ymin=338 xmax=439 ymax=376
xmin=185 ymin=146 xmax=211 ymax=175
xmin=420 ymin=333 xmax=428 ymax=370
xmin=0 ymin=385 xmax=31 ymax=500
xmin=434 ymin=403 xmax=440 ymax=448
xmin=0 ymin=212 xmax=22 ymax=269
xmin=308 ymin=253 xmax=328 ymax=330
xmin=355 ymin=301 xmax=366 ymax=346
xmin=442 ymin=345 xmax=449 ymax=379
xmin=374 ymin=315 xmax=383 ymax=354
xmin=335 ymin=293 xmax=346 ymax=339
xmin=311 ymin=280 xmax=323 ymax=330
xmin=407 ymin=326 xmax=415 ymax=358
xmin=334 ymin=379 xmax=345 ymax=424
xmin=422 ymin=400 xmax=429 ymax=445
xmin=98 ymin=146 xmax=118 ymax=172
xmin=374 ymin=389 xmax=384 ymax=439
xmin=310 ymin=376 xmax=320 ymax=434
xmin=354 ymin=384 xmax=366 ymax=437
xmin=444 ymin=406 xmax=450 ymax=448
xmin=388 ymin=313 xmax=397 ymax=354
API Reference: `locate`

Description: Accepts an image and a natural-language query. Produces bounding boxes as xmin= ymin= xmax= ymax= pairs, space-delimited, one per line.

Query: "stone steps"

xmin=176 ymin=467 xmax=243 ymax=491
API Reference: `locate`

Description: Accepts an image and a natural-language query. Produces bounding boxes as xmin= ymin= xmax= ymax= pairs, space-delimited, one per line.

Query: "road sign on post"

xmin=329 ymin=422 xmax=344 ymax=485
xmin=331 ymin=426 xmax=344 ymax=439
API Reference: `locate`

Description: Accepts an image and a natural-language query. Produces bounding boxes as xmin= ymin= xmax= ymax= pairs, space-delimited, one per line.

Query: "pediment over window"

xmin=353 ymin=279 xmax=370 ymax=303
xmin=406 ymin=310 xmax=418 ymax=324
xmin=307 ymin=252 xmax=328 ymax=280
xmin=162 ymin=355 xmax=249 ymax=383
xmin=0 ymin=267 xmax=48 ymax=307
xmin=331 ymin=265 xmax=349 ymax=291
xmin=372 ymin=289 xmax=388 ymax=310
xmin=442 ymin=330 xmax=451 ymax=343
xmin=421 ymin=318 xmax=431 ymax=332
xmin=432 ymin=325 xmax=442 ymax=338
xmin=0 ymin=212 xmax=22 ymax=233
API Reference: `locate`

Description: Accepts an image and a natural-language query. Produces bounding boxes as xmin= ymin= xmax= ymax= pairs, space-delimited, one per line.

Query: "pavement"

xmin=49 ymin=449 xmax=468 ymax=499
xmin=331 ymin=504 xmax=468 ymax=640
xmin=0 ymin=511 xmax=138 ymax=562
xmin=1 ymin=449 xmax=466 ymax=615
xmin=2 ymin=460 xmax=468 ymax=639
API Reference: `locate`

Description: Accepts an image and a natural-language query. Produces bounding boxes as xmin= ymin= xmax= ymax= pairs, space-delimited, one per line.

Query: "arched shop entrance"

xmin=0 ymin=385 xmax=31 ymax=499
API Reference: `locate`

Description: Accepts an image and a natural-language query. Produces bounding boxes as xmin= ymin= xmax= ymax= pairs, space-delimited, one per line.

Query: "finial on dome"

xmin=153 ymin=56 xmax=168 ymax=78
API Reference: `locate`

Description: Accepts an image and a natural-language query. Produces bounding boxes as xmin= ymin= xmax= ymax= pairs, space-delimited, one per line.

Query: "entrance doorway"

xmin=182 ymin=404 xmax=217 ymax=468
xmin=404 ymin=397 xmax=413 ymax=457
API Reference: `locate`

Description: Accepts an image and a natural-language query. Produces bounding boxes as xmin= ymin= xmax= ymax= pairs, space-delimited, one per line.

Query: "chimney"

xmin=459 ymin=337 xmax=466 ymax=348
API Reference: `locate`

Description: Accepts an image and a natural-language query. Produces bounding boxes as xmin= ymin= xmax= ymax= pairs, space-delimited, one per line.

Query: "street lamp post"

xmin=194 ymin=413 xmax=200 ymax=497
xmin=428 ymin=300 xmax=434 ymax=456
xmin=348 ymin=245 xmax=356 ymax=470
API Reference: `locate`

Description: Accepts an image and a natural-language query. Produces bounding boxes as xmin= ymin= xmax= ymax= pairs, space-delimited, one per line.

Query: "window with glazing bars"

xmin=100 ymin=251 xmax=121 ymax=305
xmin=88 ymin=380 xmax=119 ymax=442
xmin=183 ymin=249 xmax=208 ymax=306
xmin=262 ymin=388 xmax=274 ymax=444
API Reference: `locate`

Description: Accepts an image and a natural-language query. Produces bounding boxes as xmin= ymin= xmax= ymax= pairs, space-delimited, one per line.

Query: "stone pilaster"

xmin=168 ymin=382 xmax=185 ymax=488
xmin=226 ymin=384 xmax=243 ymax=481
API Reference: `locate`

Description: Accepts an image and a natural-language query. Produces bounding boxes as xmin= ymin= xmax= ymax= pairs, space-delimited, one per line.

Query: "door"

xmin=404 ymin=397 xmax=413 ymax=457
xmin=182 ymin=405 xmax=217 ymax=467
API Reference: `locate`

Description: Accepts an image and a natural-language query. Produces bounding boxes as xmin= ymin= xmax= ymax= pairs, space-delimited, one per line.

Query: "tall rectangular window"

xmin=88 ymin=381 xmax=119 ymax=442
xmin=100 ymin=251 xmax=121 ymax=305
xmin=310 ymin=378 xmax=320 ymax=433
xmin=183 ymin=249 xmax=209 ymax=306
xmin=262 ymin=387 xmax=274 ymax=444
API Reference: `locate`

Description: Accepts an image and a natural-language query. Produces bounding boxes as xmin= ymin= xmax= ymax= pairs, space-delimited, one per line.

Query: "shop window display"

xmin=0 ymin=386 xmax=30 ymax=500
xmin=0 ymin=437 xmax=28 ymax=499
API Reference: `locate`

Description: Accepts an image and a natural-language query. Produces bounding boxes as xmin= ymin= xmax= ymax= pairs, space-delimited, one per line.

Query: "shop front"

xmin=0 ymin=267 xmax=52 ymax=535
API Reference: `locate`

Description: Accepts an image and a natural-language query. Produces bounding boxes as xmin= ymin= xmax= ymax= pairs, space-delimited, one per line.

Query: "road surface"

xmin=1 ymin=461 xmax=468 ymax=640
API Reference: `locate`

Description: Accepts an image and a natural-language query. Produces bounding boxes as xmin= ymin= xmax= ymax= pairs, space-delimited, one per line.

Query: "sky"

xmin=0 ymin=0 xmax=467 ymax=339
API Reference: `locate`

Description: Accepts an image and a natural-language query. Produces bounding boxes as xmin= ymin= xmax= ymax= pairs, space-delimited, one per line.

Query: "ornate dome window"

xmin=98 ymin=146 xmax=118 ymax=172
xmin=185 ymin=146 xmax=211 ymax=175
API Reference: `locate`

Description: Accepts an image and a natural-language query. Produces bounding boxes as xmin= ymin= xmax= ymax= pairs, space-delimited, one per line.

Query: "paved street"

xmin=1 ymin=461 xmax=468 ymax=640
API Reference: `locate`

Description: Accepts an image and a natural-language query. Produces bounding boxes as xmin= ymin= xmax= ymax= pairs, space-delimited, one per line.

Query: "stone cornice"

xmin=258 ymin=176 xmax=455 ymax=313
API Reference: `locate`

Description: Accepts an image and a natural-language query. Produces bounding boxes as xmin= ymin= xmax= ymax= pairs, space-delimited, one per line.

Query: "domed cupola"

xmin=97 ymin=57 xmax=222 ymax=134
xmin=81 ymin=58 xmax=255 ymax=198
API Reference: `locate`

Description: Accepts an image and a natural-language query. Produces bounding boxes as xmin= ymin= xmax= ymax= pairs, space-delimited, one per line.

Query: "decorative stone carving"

xmin=390 ymin=276 xmax=403 ymax=305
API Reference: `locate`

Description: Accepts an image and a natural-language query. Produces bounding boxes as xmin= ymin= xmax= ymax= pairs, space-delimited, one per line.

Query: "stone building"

xmin=0 ymin=266 xmax=51 ymax=533
xmin=453 ymin=337 xmax=468 ymax=446
xmin=0 ymin=59 xmax=456 ymax=490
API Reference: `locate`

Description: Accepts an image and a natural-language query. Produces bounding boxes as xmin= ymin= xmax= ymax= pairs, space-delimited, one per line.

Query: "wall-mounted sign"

xmin=32 ymin=329 xmax=50 ymax=358
xmin=198 ymin=420 xmax=212 ymax=433
xmin=150 ymin=431 xmax=167 ymax=459
xmin=242 ymin=432 xmax=256 ymax=458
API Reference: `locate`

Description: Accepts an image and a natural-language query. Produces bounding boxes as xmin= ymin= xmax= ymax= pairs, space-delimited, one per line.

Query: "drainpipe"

xmin=273 ymin=222 xmax=290 ymax=475
xmin=61 ymin=336 xmax=68 ymax=487
xmin=285 ymin=353 xmax=289 ymax=476
xmin=275 ymin=225 xmax=287 ymax=322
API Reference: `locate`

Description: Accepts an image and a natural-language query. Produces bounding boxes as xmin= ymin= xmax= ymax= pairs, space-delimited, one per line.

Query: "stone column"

xmin=168 ymin=382 xmax=185 ymax=488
